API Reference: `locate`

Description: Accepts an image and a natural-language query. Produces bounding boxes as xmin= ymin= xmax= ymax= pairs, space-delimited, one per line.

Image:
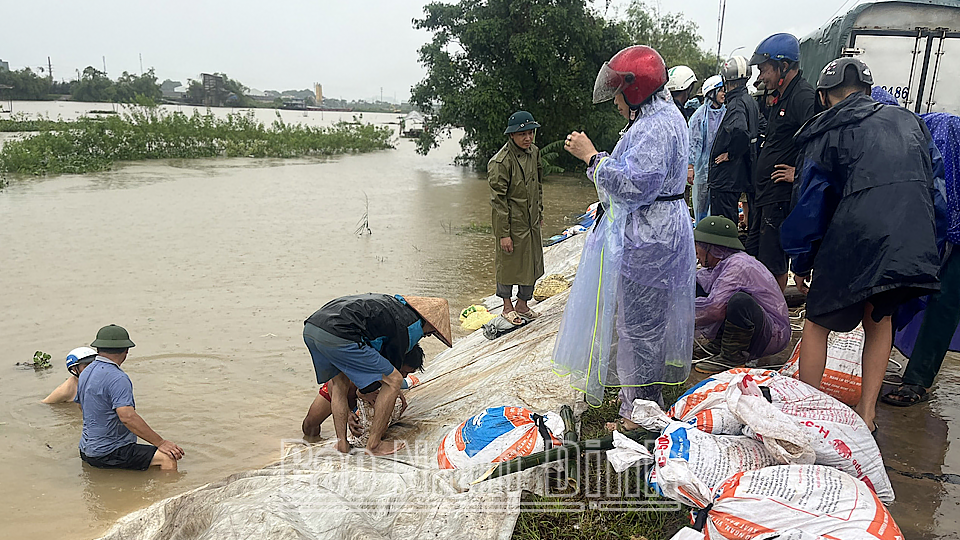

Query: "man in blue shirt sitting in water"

xmin=76 ymin=324 xmax=184 ymax=471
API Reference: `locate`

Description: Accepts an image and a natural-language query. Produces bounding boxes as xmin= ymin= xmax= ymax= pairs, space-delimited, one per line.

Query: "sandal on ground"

xmin=880 ymin=384 xmax=930 ymax=407
xmin=501 ymin=311 xmax=524 ymax=326
xmin=516 ymin=309 xmax=540 ymax=320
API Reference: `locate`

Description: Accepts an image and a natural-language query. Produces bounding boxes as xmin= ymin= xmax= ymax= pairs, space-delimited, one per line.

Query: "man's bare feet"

xmin=336 ymin=439 xmax=351 ymax=453
xmin=366 ymin=439 xmax=405 ymax=456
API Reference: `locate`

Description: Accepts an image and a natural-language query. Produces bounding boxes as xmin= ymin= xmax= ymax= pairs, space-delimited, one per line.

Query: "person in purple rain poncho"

xmin=561 ymin=45 xmax=695 ymax=427
xmin=690 ymin=216 xmax=790 ymax=374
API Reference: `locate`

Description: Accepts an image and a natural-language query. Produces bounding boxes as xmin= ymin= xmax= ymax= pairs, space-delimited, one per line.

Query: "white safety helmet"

xmin=701 ymin=75 xmax=724 ymax=98
xmin=66 ymin=346 xmax=97 ymax=375
xmin=666 ymin=65 xmax=697 ymax=92
xmin=721 ymin=56 xmax=751 ymax=83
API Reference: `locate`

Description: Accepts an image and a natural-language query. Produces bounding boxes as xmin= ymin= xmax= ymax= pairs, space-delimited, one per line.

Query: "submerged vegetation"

xmin=0 ymin=108 xmax=395 ymax=176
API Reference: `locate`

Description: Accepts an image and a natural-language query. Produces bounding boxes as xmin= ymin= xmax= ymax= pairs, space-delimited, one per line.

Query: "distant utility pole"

xmin=381 ymin=87 xmax=383 ymax=103
xmin=102 ymin=56 xmax=107 ymax=76
xmin=139 ymin=53 xmax=143 ymax=74
xmin=47 ymin=57 xmax=53 ymax=80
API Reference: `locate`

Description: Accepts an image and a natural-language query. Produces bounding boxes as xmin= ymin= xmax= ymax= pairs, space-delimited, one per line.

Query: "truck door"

xmin=850 ymin=29 xmax=930 ymax=112
xmin=923 ymin=30 xmax=960 ymax=114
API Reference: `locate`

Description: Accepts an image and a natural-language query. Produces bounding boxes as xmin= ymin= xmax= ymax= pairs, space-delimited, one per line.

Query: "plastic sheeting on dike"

xmin=95 ymin=235 xmax=587 ymax=540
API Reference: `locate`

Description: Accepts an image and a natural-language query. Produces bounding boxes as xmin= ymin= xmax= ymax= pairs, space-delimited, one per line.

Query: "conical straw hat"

xmin=404 ymin=296 xmax=453 ymax=348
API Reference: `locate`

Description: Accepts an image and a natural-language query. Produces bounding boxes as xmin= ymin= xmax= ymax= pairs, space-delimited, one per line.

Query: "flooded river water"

xmin=2 ymin=101 xmax=959 ymax=539
xmin=0 ymin=102 xmax=597 ymax=539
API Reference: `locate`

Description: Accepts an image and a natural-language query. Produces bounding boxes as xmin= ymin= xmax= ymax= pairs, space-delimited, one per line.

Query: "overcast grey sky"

xmin=3 ymin=0 xmax=864 ymax=101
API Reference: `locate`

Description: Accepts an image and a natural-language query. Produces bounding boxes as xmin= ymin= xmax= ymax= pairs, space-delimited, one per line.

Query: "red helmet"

xmin=594 ymin=45 xmax=668 ymax=107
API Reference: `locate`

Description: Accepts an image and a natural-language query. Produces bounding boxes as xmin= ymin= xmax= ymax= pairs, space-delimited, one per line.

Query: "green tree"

xmin=0 ymin=68 xmax=51 ymax=100
xmin=185 ymin=80 xmax=205 ymax=105
xmin=114 ymin=69 xmax=162 ymax=103
xmin=624 ymin=1 xmax=718 ymax=84
xmin=411 ymin=0 xmax=630 ymax=170
xmin=71 ymin=66 xmax=116 ymax=102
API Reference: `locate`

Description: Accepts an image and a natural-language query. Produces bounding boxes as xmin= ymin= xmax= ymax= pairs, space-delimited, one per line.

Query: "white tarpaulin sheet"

xmin=96 ymin=235 xmax=587 ymax=540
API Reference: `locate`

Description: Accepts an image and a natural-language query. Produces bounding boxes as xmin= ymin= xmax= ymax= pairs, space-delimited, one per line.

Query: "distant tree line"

xmin=0 ymin=66 xmax=162 ymax=103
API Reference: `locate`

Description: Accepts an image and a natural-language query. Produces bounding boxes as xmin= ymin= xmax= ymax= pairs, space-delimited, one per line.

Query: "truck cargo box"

xmin=800 ymin=0 xmax=960 ymax=114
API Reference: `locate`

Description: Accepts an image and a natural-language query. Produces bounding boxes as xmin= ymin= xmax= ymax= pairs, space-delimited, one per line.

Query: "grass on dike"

xmin=512 ymin=385 xmax=690 ymax=540
xmin=0 ymin=108 xmax=395 ymax=176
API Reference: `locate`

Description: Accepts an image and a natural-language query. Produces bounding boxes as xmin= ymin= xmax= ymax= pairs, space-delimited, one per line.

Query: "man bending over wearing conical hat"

xmin=302 ymin=294 xmax=452 ymax=456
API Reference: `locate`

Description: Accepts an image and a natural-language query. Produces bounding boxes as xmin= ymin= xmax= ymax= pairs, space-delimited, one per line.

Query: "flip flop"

xmin=516 ymin=309 xmax=540 ymax=320
xmin=880 ymin=384 xmax=929 ymax=407
xmin=501 ymin=311 xmax=524 ymax=326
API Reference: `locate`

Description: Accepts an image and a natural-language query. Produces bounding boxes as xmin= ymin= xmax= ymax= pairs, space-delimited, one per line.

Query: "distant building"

xmin=246 ymin=88 xmax=274 ymax=103
xmin=280 ymin=97 xmax=305 ymax=110
xmin=201 ymin=73 xmax=224 ymax=107
xmin=0 ymin=59 xmax=9 ymax=71
xmin=160 ymin=80 xmax=185 ymax=99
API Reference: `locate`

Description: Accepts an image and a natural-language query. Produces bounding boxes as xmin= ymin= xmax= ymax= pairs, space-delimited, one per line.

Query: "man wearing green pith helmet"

xmin=76 ymin=324 xmax=184 ymax=471
xmin=488 ymin=110 xmax=545 ymax=325
xmin=692 ymin=216 xmax=790 ymax=374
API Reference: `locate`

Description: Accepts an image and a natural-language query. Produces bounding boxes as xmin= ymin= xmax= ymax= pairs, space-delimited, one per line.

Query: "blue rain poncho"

xmin=688 ymin=102 xmax=726 ymax=223
xmin=553 ymin=90 xmax=696 ymax=414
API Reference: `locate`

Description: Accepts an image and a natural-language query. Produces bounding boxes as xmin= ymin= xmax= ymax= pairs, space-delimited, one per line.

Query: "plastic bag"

xmin=780 ymin=325 xmax=864 ymax=406
xmin=460 ymin=305 xmax=497 ymax=330
xmin=724 ymin=374 xmax=816 ymax=465
xmin=701 ymin=465 xmax=903 ymax=540
xmin=462 ymin=310 xmax=497 ymax=330
xmin=347 ymin=396 xmax=404 ymax=448
xmin=437 ymin=407 xmax=563 ymax=469
xmin=762 ymin=376 xmax=894 ymax=503
xmin=667 ymin=368 xmax=780 ymax=435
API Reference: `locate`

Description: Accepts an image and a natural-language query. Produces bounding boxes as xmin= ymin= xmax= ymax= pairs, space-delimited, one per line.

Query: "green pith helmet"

xmin=694 ymin=216 xmax=744 ymax=250
xmin=503 ymin=110 xmax=541 ymax=134
xmin=90 ymin=324 xmax=136 ymax=349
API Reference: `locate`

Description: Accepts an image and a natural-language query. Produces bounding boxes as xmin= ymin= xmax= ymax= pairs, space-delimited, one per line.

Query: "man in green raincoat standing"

xmin=488 ymin=110 xmax=545 ymax=323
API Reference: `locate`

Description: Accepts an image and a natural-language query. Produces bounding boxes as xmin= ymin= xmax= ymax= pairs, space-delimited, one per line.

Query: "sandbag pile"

xmin=610 ymin=368 xmax=899 ymax=539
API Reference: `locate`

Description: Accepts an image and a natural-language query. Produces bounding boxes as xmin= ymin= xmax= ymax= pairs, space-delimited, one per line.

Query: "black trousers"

xmin=709 ymin=190 xmax=741 ymax=224
xmin=696 ymin=287 xmax=766 ymax=353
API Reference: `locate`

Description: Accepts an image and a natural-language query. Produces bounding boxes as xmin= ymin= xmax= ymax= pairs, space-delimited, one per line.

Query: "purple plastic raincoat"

xmin=696 ymin=251 xmax=791 ymax=358
xmin=552 ymin=90 xmax=695 ymax=415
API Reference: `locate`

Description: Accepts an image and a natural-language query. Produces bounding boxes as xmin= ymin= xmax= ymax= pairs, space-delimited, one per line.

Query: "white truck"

xmin=800 ymin=0 xmax=960 ymax=114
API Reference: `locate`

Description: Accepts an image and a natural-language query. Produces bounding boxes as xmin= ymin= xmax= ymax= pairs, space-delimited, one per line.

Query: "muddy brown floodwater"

xmin=0 ymin=104 xmax=597 ymax=540
xmin=2 ymin=102 xmax=959 ymax=540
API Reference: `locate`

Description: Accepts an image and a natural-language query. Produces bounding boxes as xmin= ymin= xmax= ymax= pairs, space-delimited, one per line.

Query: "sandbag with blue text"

xmin=437 ymin=406 xmax=563 ymax=469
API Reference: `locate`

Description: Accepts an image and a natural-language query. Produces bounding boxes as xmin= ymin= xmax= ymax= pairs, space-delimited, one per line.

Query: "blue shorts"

xmin=303 ymin=322 xmax=396 ymax=391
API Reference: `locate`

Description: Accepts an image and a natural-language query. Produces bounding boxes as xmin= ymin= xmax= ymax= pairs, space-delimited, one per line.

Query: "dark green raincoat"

xmin=488 ymin=140 xmax=545 ymax=286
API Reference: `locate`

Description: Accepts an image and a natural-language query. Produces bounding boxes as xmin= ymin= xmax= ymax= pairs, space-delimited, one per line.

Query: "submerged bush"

xmin=0 ymin=108 xmax=395 ymax=175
